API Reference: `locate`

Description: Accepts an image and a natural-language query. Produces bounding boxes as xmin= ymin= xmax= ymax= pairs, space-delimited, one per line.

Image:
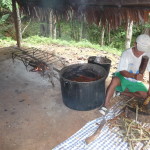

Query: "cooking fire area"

xmin=0 ymin=47 xmax=104 ymax=150
xmin=0 ymin=46 xmax=150 ymax=150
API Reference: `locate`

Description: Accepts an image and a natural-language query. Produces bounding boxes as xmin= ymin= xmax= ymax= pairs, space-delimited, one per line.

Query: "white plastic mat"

xmin=53 ymin=100 xmax=150 ymax=150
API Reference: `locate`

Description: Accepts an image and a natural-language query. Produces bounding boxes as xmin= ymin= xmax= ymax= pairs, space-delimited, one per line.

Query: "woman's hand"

xmin=134 ymin=74 xmax=143 ymax=81
xmin=120 ymin=71 xmax=143 ymax=81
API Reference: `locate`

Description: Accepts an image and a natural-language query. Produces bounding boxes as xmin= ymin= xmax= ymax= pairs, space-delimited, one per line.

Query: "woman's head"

xmin=136 ymin=34 xmax=150 ymax=52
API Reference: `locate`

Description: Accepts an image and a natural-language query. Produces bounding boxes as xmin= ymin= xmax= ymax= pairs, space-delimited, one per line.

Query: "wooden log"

xmin=139 ymin=55 xmax=149 ymax=74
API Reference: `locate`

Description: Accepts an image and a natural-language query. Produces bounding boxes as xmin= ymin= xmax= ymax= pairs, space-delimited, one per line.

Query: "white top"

xmin=117 ymin=48 xmax=150 ymax=82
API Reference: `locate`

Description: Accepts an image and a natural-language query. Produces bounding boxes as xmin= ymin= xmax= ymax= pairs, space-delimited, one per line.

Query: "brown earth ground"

xmin=0 ymin=45 xmax=149 ymax=150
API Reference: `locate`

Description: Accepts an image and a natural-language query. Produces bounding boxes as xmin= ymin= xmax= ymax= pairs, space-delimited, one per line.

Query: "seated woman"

xmin=99 ymin=34 xmax=150 ymax=115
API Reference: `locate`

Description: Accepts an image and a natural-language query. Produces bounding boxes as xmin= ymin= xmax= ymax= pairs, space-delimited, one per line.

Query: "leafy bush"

xmin=86 ymin=23 xmax=101 ymax=43
xmin=0 ymin=37 xmax=16 ymax=47
xmin=22 ymin=36 xmax=120 ymax=55
xmin=0 ymin=0 xmax=12 ymax=11
xmin=0 ymin=14 xmax=10 ymax=24
xmin=0 ymin=13 xmax=15 ymax=39
xmin=22 ymin=21 xmax=41 ymax=38
xmin=23 ymin=35 xmax=52 ymax=44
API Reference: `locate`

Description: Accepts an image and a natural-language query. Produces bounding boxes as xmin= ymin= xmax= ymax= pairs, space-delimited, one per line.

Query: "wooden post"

xmin=12 ymin=0 xmax=21 ymax=48
xmin=125 ymin=19 xmax=133 ymax=49
xmin=100 ymin=26 xmax=105 ymax=46
xmin=49 ymin=10 xmax=53 ymax=38
xmin=53 ymin=14 xmax=57 ymax=39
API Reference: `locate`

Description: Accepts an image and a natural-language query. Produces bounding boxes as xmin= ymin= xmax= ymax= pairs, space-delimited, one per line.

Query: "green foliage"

xmin=21 ymin=36 xmax=120 ymax=55
xmin=0 ymin=23 xmax=14 ymax=35
xmin=22 ymin=21 xmax=41 ymax=38
xmin=0 ymin=7 xmax=146 ymax=56
xmin=23 ymin=35 xmax=53 ymax=44
xmin=107 ymin=27 xmax=126 ymax=51
xmin=130 ymin=23 xmax=150 ymax=46
xmin=0 ymin=14 xmax=9 ymax=24
xmin=57 ymin=21 xmax=73 ymax=41
xmin=86 ymin=23 xmax=101 ymax=43
xmin=0 ymin=13 xmax=14 ymax=38
xmin=0 ymin=0 xmax=12 ymax=11
xmin=0 ymin=0 xmax=13 ymax=37
xmin=143 ymin=23 xmax=150 ymax=28
xmin=19 ymin=19 xmax=145 ymax=53
xmin=0 ymin=37 xmax=16 ymax=47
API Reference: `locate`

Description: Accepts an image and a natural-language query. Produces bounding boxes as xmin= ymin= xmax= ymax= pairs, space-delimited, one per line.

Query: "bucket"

xmin=60 ymin=63 xmax=107 ymax=111
xmin=88 ymin=56 xmax=111 ymax=77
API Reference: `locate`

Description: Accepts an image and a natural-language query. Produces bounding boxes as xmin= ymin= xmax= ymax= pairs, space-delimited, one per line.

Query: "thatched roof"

xmin=15 ymin=0 xmax=150 ymax=29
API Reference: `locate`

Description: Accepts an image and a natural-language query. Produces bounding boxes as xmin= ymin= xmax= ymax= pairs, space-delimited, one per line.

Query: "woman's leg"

xmin=104 ymin=77 xmax=121 ymax=107
xmin=121 ymin=91 xmax=147 ymax=98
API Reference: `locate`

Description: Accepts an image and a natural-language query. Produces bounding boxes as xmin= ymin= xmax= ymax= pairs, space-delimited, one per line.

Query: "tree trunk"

xmin=70 ymin=21 xmax=74 ymax=39
xmin=48 ymin=10 xmax=57 ymax=39
xmin=100 ymin=26 xmax=105 ymax=46
xmin=53 ymin=14 xmax=57 ymax=39
xmin=48 ymin=10 xmax=53 ymax=38
xmin=57 ymin=22 xmax=61 ymax=38
xmin=12 ymin=0 xmax=22 ymax=47
xmin=79 ymin=21 xmax=83 ymax=41
xmin=40 ymin=23 xmax=47 ymax=36
xmin=70 ymin=19 xmax=80 ymax=41
xmin=79 ymin=14 xmax=84 ymax=41
xmin=125 ymin=20 xmax=133 ymax=49
xmin=108 ymin=24 xmax=110 ymax=43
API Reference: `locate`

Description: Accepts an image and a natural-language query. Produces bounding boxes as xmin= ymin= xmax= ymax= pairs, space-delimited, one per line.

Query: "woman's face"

xmin=134 ymin=42 xmax=145 ymax=55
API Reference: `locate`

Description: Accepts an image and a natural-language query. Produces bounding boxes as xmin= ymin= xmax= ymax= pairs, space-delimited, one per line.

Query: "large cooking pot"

xmin=60 ymin=63 xmax=107 ymax=111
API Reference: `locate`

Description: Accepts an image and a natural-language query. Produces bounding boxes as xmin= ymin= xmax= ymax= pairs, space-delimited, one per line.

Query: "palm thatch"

xmin=15 ymin=0 xmax=150 ymax=29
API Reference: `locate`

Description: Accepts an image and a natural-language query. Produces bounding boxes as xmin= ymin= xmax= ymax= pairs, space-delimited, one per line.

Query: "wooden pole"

xmin=12 ymin=0 xmax=21 ymax=48
xmin=125 ymin=19 xmax=133 ymax=49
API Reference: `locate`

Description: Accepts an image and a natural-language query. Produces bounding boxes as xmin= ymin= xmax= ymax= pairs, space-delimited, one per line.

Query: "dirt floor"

xmin=0 ymin=45 xmax=149 ymax=150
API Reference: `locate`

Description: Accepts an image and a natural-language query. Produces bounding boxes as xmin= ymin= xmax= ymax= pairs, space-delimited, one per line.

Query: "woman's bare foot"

xmin=104 ymin=102 xmax=111 ymax=109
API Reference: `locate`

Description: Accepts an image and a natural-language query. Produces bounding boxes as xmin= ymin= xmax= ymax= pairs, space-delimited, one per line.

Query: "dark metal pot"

xmin=60 ymin=63 xmax=107 ymax=111
xmin=88 ymin=56 xmax=111 ymax=77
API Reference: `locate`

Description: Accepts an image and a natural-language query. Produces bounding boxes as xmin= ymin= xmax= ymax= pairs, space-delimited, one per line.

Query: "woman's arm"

xmin=120 ymin=70 xmax=143 ymax=81
xmin=120 ymin=70 xmax=136 ymax=78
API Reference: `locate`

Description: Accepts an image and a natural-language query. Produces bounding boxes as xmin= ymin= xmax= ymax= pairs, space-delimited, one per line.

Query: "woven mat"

xmin=53 ymin=98 xmax=150 ymax=150
xmin=53 ymin=100 xmax=129 ymax=150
